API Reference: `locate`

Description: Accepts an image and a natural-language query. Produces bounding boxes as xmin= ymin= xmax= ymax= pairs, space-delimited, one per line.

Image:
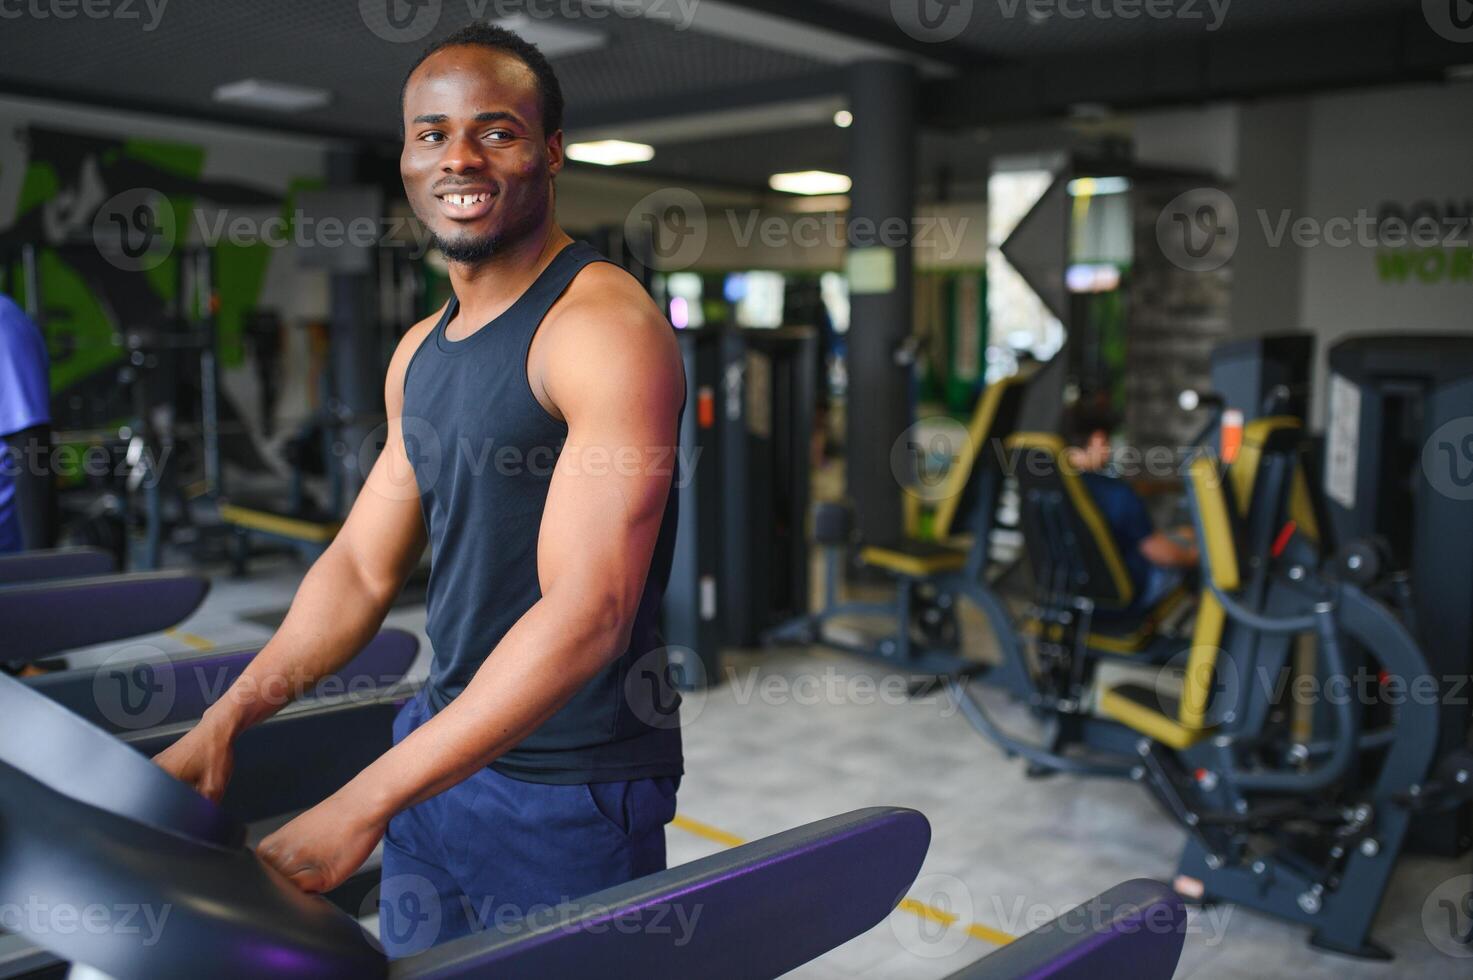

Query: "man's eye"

xmin=421 ymin=132 xmax=445 ymax=143
xmin=487 ymin=130 xmax=514 ymax=142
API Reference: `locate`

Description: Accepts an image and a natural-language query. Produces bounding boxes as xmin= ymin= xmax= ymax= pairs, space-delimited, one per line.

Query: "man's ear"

xmin=546 ymin=129 xmax=564 ymax=177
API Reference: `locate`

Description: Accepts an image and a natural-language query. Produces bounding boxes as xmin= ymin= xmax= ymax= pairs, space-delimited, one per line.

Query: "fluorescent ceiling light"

xmin=1068 ymin=102 xmax=1111 ymax=120
xmin=1067 ymin=176 xmax=1131 ymax=197
xmin=494 ymin=14 xmax=606 ymax=58
xmin=1446 ymin=64 xmax=1473 ymax=82
xmin=769 ymin=170 xmax=852 ymax=195
xmin=213 ymin=79 xmax=331 ymax=112
xmin=566 ymin=140 xmax=655 ymax=166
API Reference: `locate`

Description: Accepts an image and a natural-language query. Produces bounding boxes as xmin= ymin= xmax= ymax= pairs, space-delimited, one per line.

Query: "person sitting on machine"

xmin=1062 ymin=401 xmax=1197 ymax=619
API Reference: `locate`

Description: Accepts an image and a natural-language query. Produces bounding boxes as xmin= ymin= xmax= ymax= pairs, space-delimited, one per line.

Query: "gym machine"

xmin=942 ymin=382 xmax=1472 ymax=956
xmin=663 ymin=329 xmax=723 ymax=685
xmin=1 ymin=630 xmax=420 ymax=977
xmin=1209 ymin=334 xmax=1316 ymax=426
xmin=2 ymin=563 xmax=210 ymax=665
xmin=1321 ymin=334 xmax=1473 ymax=856
xmin=766 ymin=367 xmax=1036 ymax=678
xmin=25 ymin=628 xmax=418 ymax=736
xmin=717 ymin=326 xmax=816 ymax=648
xmin=0 ymin=545 xmax=115 ymax=584
xmin=0 ymin=668 xmax=1187 ymax=978
xmin=662 ymin=324 xmax=816 ymax=683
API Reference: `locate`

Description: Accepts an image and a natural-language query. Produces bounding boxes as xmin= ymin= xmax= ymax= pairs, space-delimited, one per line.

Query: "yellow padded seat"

xmin=219 ymin=503 xmax=341 ymax=543
xmin=860 ymin=540 xmax=968 ymax=577
xmin=1101 ymin=455 xmax=1238 ymax=744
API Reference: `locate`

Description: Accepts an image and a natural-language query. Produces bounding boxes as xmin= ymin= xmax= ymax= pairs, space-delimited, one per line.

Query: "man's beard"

xmin=431 ymin=229 xmax=502 ymax=265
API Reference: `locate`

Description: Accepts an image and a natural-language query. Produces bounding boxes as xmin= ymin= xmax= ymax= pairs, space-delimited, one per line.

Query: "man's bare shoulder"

xmin=545 ymin=262 xmax=675 ymax=361
xmin=538 ymin=262 xmax=681 ymax=414
xmin=385 ymin=303 xmax=448 ymax=406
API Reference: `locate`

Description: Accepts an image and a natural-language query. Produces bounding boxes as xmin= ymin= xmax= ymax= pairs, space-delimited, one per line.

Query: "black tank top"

xmin=401 ymin=241 xmax=683 ymax=784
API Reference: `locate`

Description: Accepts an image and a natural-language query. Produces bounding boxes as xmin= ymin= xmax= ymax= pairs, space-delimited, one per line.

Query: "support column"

xmin=845 ymin=60 xmax=916 ymax=546
xmin=326 ymin=149 xmax=381 ymax=508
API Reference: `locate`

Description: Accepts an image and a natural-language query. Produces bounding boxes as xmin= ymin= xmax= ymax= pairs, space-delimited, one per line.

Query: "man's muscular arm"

xmin=153 ymin=315 xmax=434 ymax=800
xmin=257 ymin=287 xmax=682 ymax=893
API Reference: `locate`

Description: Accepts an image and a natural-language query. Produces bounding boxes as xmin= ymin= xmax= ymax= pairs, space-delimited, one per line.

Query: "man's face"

xmin=400 ymin=46 xmax=563 ymax=264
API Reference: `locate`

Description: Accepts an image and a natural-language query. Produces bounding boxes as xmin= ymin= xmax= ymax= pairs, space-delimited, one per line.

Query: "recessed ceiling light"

xmin=833 ymin=110 xmax=853 ymax=128
xmin=1068 ymin=102 xmax=1111 ymax=121
xmin=213 ymin=79 xmax=331 ymax=113
xmin=769 ymin=170 xmax=852 ymax=195
xmin=1067 ymin=176 xmax=1131 ymax=197
xmin=566 ymin=140 xmax=655 ymax=166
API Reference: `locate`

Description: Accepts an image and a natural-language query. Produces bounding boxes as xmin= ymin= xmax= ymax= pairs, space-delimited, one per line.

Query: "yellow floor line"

xmin=670 ymin=813 xmax=747 ymax=848
xmin=671 ymin=813 xmax=1015 ymax=948
xmin=163 ymin=628 xmax=215 ymax=652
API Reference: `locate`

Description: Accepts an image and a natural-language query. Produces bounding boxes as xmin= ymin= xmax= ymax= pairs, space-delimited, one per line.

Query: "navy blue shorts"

xmin=377 ymin=693 xmax=679 ymax=958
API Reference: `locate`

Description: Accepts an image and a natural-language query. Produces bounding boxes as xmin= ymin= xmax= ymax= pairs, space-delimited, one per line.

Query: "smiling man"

xmin=154 ymin=24 xmax=685 ymax=955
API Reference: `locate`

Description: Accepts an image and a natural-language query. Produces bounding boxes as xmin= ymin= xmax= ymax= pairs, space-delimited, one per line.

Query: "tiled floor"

xmin=64 ymin=551 xmax=1472 ymax=978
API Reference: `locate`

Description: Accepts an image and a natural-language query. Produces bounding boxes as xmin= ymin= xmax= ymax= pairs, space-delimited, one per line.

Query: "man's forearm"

xmin=208 ymin=543 xmax=405 ymax=735
xmin=1140 ymin=532 xmax=1198 ymax=569
xmin=343 ymin=585 xmax=626 ymax=822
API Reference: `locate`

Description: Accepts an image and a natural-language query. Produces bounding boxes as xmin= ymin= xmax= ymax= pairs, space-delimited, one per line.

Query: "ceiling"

xmin=0 ymin=0 xmax=1466 ymax=191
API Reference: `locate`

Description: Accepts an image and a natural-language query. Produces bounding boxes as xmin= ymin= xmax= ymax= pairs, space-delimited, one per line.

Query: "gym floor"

xmin=67 ymin=536 xmax=1467 ymax=980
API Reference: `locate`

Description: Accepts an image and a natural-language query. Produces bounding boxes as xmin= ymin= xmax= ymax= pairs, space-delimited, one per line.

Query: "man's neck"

xmin=446 ymin=220 xmax=574 ymax=331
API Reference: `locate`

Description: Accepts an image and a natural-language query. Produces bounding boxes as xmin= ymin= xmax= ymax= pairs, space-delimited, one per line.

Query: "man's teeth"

xmin=444 ymin=193 xmax=490 ymax=207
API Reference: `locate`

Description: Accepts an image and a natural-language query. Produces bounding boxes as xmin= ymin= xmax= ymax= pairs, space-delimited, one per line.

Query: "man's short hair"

xmin=401 ymin=24 xmax=565 ymax=137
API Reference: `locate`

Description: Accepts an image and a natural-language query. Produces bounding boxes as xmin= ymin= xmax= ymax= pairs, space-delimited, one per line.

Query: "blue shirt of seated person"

xmin=1064 ymin=403 xmax=1193 ymax=621
xmin=1080 ymin=471 xmax=1178 ymax=619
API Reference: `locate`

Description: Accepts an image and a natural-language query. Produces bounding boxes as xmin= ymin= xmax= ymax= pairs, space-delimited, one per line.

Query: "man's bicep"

xmin=538 ymin=409 xmax=674 ymax=594
xmin=335 ymin=417 xmax=428 ymax=596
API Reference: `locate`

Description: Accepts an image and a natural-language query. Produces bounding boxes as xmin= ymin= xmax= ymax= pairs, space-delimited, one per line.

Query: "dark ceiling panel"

xmin=0 ymin=0 xmax=1460 ymax=190
xmin=608 ymin=123 xmax=1006 ymax=193
xmin=0 ymin=0 xmax=832 ymax=140
xmin=813 ymin=0 xmax=1413 ymax=57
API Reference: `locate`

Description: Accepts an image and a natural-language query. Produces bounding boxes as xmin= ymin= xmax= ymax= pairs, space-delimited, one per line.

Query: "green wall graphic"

xmin=0 ymin=124 xmax=299 ymax=429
